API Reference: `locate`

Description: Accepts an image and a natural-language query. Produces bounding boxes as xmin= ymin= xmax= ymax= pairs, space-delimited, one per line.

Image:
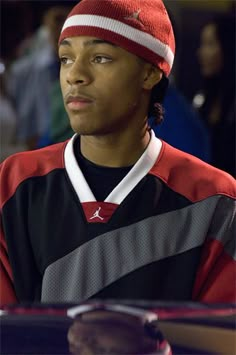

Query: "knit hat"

xmin=59 ymin=0 xmax=175 ymax=77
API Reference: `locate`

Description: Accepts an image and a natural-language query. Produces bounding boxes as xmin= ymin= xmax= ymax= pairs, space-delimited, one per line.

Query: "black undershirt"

xmin=74 ymin=137 xmax=133 ymax=201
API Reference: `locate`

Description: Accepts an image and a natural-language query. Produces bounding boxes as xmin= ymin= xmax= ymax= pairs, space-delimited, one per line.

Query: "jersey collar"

xmin=64 ymin=130 xmax=162 ymax=204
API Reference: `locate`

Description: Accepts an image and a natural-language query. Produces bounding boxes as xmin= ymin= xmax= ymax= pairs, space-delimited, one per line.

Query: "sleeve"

xmin=0 ymin=160 xmax=18 ymax=305
xmin=192 ymin=196 xmax=236 ymax=303
xmin=0 ymin=217 xmax=18 ymax=305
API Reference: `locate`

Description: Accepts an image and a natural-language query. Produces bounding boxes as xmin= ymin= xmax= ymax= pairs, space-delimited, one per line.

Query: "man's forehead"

xmin=59 ymin=36 xmax=117 ymax=48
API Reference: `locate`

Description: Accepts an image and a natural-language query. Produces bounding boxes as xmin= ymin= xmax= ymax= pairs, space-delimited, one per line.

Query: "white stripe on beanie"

xmin=61 ymin=14 xmax=174 ymax=69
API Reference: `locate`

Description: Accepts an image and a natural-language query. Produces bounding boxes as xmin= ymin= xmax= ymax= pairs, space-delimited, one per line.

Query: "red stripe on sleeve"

xmin=0 ymin=143 xmax=66 ymax=305
xmin=192 ymin=238 xmax=236 ymax=303
xmin=0 ymin=225 xmax=17 ymax=306
xmin=150 ymin=142 xmax=236 ymax=202
xmin=0 ymin=143 xmax=66 ymax=209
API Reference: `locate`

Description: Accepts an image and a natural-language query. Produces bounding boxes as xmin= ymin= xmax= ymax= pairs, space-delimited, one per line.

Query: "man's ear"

xmin=142 ymin=65 xmax=163 ymax=90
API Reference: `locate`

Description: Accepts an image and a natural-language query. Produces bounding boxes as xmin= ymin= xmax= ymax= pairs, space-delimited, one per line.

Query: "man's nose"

xmin=66 ymin=60 xmax=92 ymax=86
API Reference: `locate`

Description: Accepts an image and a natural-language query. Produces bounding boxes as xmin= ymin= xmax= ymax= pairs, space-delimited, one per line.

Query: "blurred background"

xmin=0 ymin=0 xmax=235 ymax=175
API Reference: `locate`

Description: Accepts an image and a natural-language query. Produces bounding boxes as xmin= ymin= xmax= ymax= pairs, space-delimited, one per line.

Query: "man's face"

xmin=59 ymin=36 xmax=149 ymax=136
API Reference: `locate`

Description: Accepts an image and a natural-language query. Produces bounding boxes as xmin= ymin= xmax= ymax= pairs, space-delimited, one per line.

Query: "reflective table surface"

xmin=1 ymin=301 xmax=235 ymax=354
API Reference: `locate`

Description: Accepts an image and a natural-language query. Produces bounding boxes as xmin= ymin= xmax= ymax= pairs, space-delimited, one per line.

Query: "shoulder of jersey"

xmin=150 ymin=141 xmax=236 ymax=202
xmin=0 ymin=141 xmax=67 ymax=208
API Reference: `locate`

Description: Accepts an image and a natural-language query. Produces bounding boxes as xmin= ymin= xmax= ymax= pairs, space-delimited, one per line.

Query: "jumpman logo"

xmin=90 ymin=207 xmax=104 ymax=220
xmin=124 ymin=9 xmax=141 ymax=21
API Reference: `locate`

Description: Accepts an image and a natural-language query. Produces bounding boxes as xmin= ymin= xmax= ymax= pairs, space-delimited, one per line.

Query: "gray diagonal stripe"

xmin=41 ymin=195 xmax=234 ymax=302
xmin=208 ymin=195 xmax=236 ymax=258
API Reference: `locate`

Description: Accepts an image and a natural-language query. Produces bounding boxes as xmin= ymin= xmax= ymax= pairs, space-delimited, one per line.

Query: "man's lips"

xmin=66 ymin=95 xmax=94 ymax=110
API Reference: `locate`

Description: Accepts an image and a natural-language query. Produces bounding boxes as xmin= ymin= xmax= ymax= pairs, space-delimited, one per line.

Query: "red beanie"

xmin=59 ymin=0 xmax=175 ymax=77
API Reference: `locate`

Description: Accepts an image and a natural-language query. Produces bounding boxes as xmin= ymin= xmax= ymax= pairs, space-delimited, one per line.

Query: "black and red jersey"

xmin=0 ymin=132 xmax=235 ymax=305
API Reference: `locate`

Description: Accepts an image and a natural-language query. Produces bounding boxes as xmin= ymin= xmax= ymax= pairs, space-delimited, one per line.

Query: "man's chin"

xmin=69 ymin=121 xmax=97 ymax=136
xmin=70 ymin=124 xmax=114 ymax=137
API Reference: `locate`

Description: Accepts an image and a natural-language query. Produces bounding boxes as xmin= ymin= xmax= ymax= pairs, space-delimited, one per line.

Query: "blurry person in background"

xmin=151 ymin=7 xmax=211 ymax=163
xmin=8 ymin=4 xmax=72 ymax=150
xmin=193 ymin=13 xmax=235 ymax=176
xmin=0 ymin=61 xmax=26 ymax=162
xmin=152 ymin=77 xmax=211 ymax=163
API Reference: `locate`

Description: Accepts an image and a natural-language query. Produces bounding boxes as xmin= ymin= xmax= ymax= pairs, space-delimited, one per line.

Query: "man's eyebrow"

xmin=59 ymin=39 xmax=71 ymax=47
xmin=59 ymin=38 xmax=117 ymax=48
xmin=84 ymin=39 xmax=117 ymax=47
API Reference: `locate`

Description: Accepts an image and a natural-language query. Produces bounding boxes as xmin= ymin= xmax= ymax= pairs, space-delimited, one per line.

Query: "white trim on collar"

xmin=64 ymin=130 xmax=162 ymax=204
xmin=65 ymin=134 xmax=96 ymax=202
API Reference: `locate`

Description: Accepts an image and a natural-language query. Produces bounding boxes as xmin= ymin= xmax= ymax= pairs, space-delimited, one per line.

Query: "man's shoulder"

xmin=0 ymin=141 xmax=67 ymax=207
xmin=1 ymin=141 xmax=66 ymax=168
xmin=150 ymin=141 xmax=236 ymax=202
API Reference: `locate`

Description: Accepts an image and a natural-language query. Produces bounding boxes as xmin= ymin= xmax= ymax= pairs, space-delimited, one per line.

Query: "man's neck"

xmin=79 ymin=128 xmax=151 ymax=168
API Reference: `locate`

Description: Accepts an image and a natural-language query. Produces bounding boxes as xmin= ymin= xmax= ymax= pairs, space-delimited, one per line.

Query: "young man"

xmin=0 ymin=0 xmax=235 ymax=305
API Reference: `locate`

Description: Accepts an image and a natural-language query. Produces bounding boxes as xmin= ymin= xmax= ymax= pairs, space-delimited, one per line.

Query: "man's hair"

xmin=148 ymin=76 xmax=169 ymax=125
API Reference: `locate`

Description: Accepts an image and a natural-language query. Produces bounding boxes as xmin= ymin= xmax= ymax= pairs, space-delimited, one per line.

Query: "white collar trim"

xmin=64 ymin=130 xmax=162 ymax=204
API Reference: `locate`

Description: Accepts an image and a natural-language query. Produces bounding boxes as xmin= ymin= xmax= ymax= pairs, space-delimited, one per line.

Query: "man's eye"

xmin=93 ymin=56 xmax=112 ymax=64
xmin=60 ymin=57 xmax=73 ymax=65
